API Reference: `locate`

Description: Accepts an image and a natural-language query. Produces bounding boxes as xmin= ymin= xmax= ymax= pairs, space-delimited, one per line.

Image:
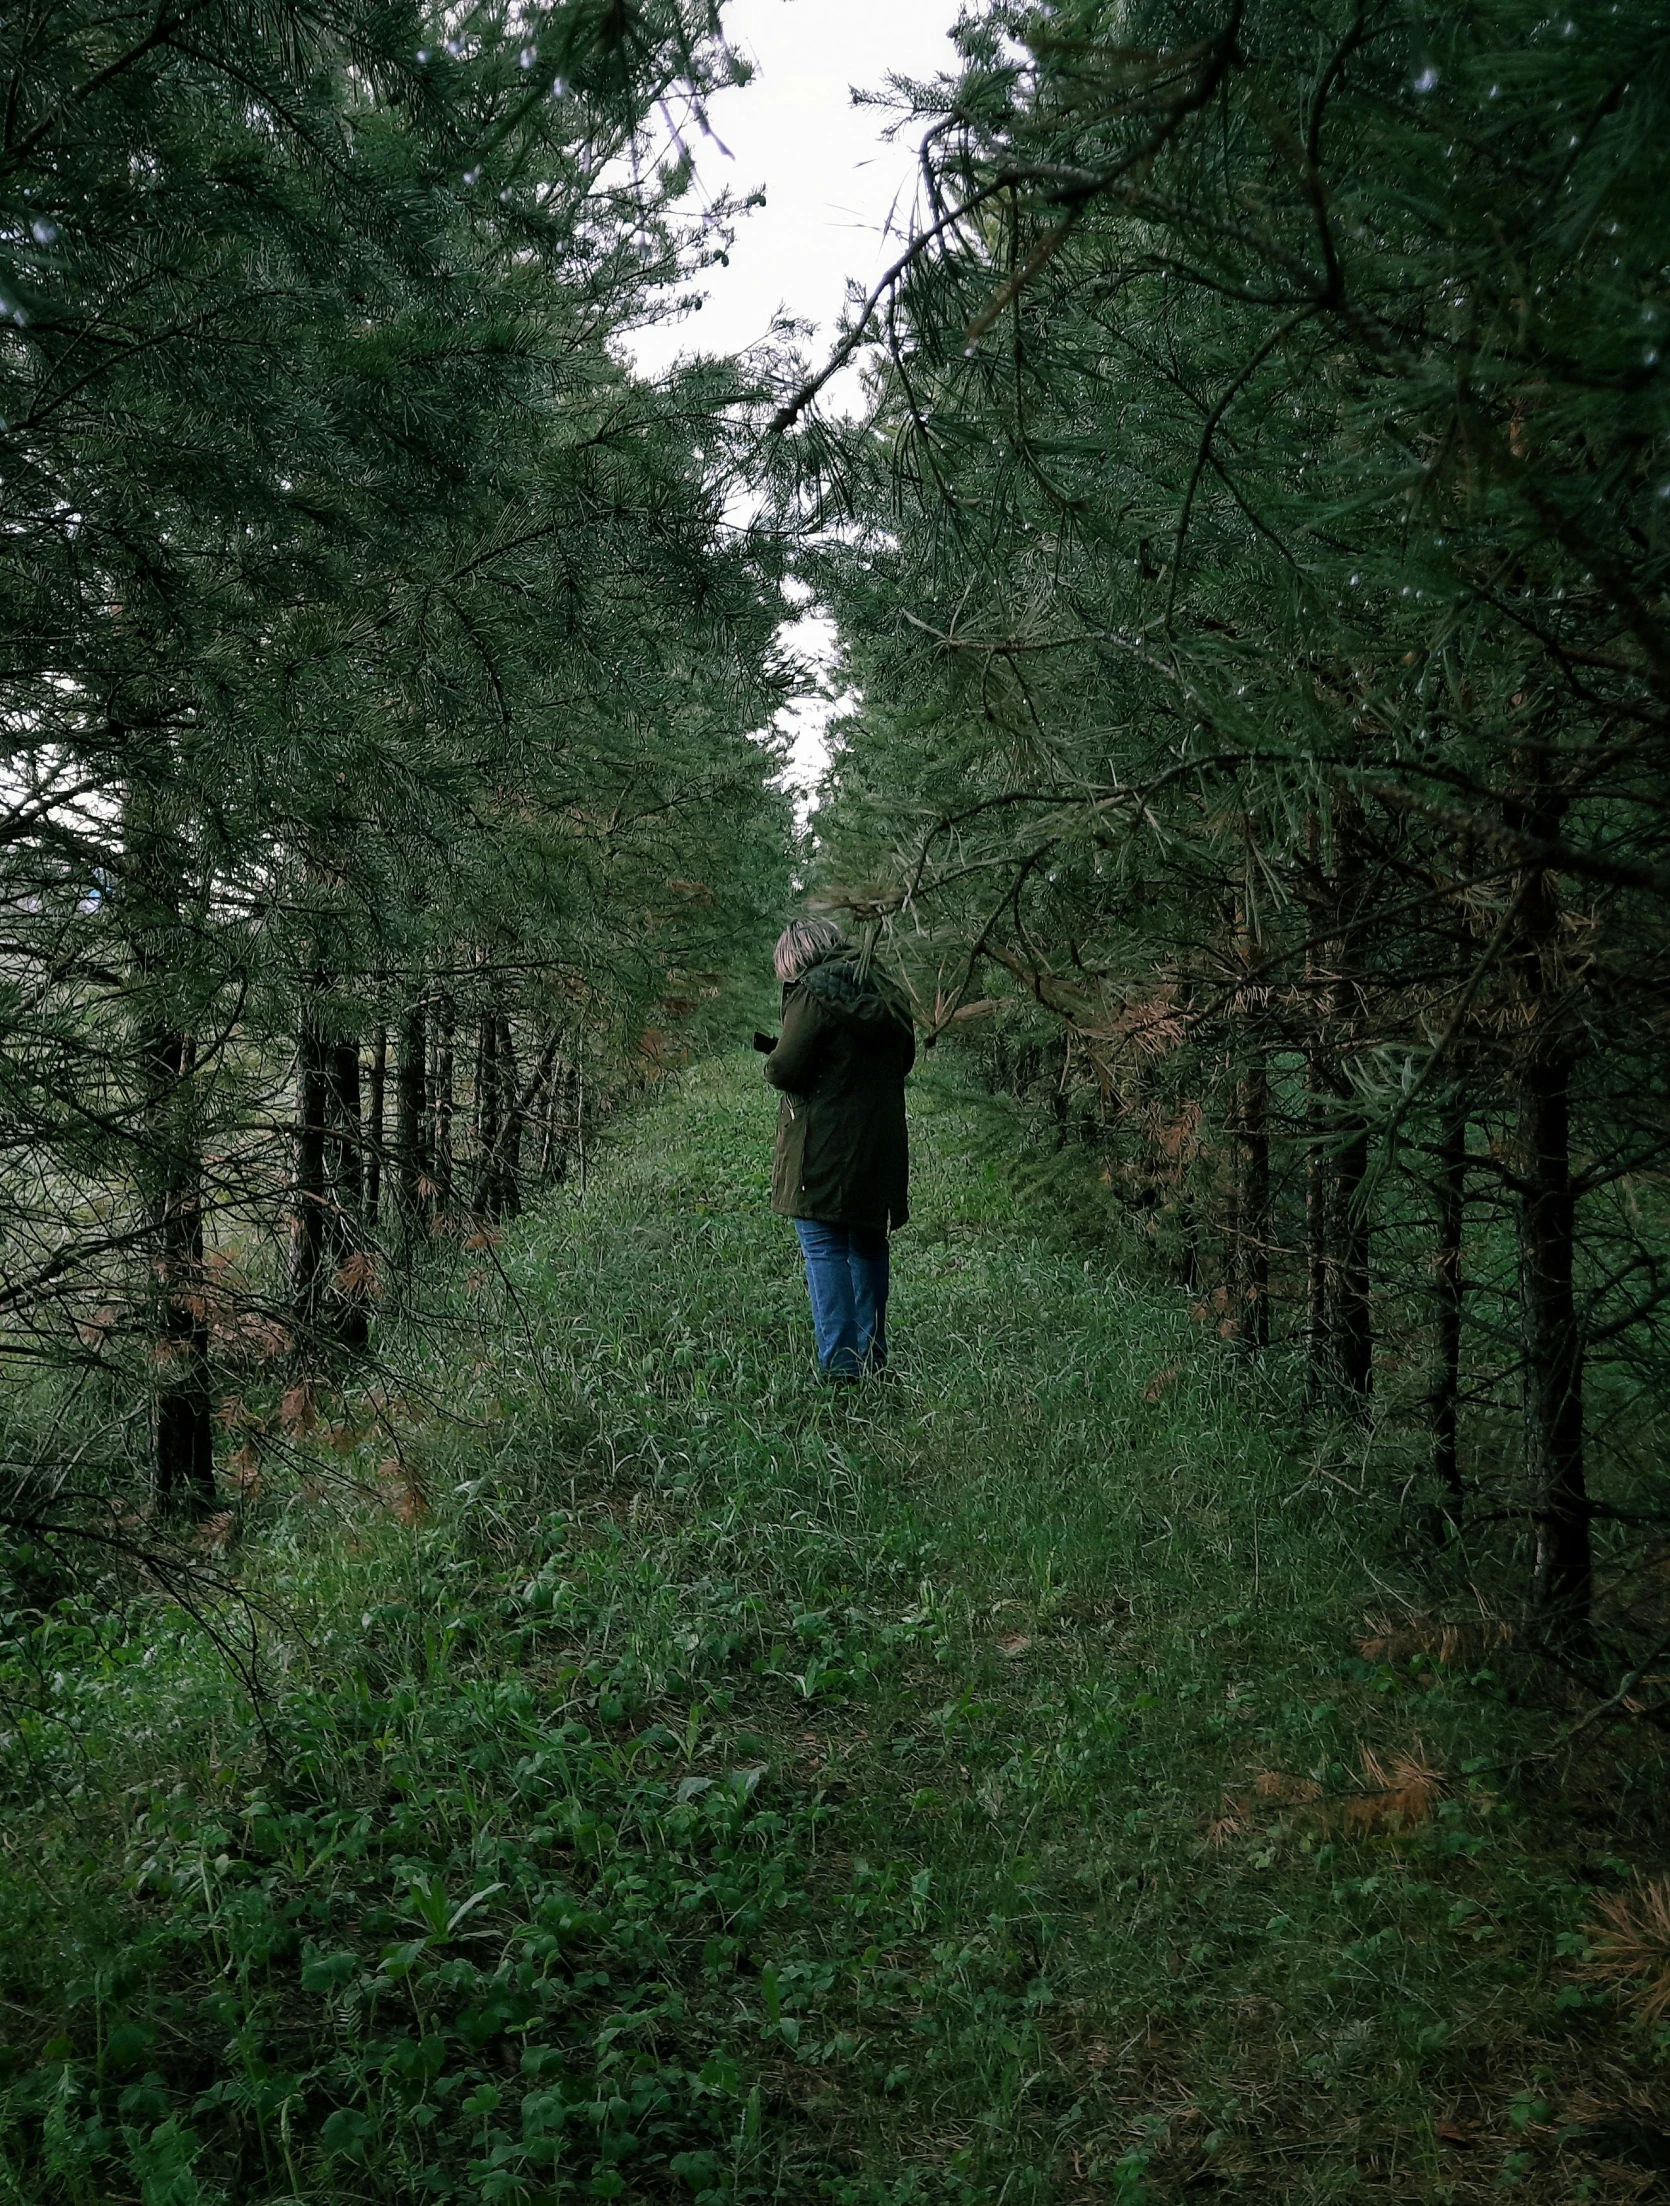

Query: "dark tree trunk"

xmin=1221 ymin=1100 xmax=1240 ymax=1326
xmin=396 ymin=992 xmax=429 ymax=1244
xmin=124 ymin=765 xmax=215 ymax=1513
xmin=433 ymin=995 xmax=455 ymax=1216
xmin=1311 ymin=807 xmax=1371 ymax=1401
xmin=1238 ymin=1057 xmax=1270 ymax=1349
xmin=324 ymin=1036 xmax=369 ymax=1349
xmin=496 ymin=1014 xmax=523 ymax=1218
xmin=1305 ymin=1051 xmax=1332 ymax=1382
xmin=1520 ymin=1047 xmax=1589 ymax=1634
xmin=328 ymin=1039 xmax=363 ymax=1217
xmin=474 ymin=1031 xmax=559 ymax=1220
xmin=1229 ymin=874 xmax=1268 ymax=1347
xmin=1303 ymin=807 xmax=1334 ymax=1390
xmin=1332 ymin=1112 xmax=1373 ymax=1397
xmin=1177 ymin=1193 xmax=1199 ymax=1293
xmin=1432 ymin=1103 xmax=1467 ymax=1499
xmin=1506 ymin=762 xmax=1590 ymax=1641
xmin=365 ymin=1023 xmax=387 ymax=1225
xmin=146 ymin=1026 xmax=215 ymax=1513
xmin=292 ymin=1010 xmax=331 ymax=1333
xmin=473 ymin=1007 xmax=499 ymax=1216
xmin=539 ymin=1045 xmax=564 ymax=1180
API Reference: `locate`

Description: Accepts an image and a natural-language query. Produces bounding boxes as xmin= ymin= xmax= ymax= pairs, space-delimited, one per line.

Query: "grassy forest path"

xmin=3 ymin=1054 xmax=1660 ymax=2205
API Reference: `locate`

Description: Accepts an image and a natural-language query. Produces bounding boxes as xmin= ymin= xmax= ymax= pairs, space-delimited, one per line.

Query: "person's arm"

xmin=763 ymin=989 xmax=828 ymax=1093
xmin=900 ymin=1022 xmax=916 ymax=1078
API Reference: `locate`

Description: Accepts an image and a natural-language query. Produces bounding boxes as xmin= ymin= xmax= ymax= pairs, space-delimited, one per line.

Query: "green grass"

xmin=1 ymin=1051 xmax=1666 ymax=2204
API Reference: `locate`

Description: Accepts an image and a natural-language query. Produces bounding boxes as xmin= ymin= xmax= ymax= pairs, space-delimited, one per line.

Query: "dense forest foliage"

xmin=792 ymin=0 xmax=1670 ymax=1663
xmin=3 ymin=0 xmax=792 ymax=1541
xmin=3 ymin=1 xmax=1669 ymax=2199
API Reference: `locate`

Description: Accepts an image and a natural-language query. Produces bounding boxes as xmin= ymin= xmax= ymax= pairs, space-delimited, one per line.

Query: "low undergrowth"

xmin=1 ymin=1051 xmax=1666 ymax=2203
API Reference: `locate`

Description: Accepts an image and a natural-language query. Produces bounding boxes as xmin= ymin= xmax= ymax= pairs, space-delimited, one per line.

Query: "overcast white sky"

xmin=626 ymin=0 xmax=965 ymax=380
xmin=621 ymin=0 xmax=968 ymax=803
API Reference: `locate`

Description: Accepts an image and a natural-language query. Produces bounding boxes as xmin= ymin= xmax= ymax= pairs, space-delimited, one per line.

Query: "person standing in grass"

xmin=756 ymin=918 xmax=915 ymax=1382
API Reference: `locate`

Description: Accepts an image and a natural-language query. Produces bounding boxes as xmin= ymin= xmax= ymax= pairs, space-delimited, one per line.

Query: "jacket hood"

xmin=794 ymin=945 xmax=913 ymax=1030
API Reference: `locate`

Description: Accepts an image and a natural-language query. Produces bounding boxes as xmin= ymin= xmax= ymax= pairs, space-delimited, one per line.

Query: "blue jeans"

xmin=794 ymin=1220 xmax=889 ymax=1378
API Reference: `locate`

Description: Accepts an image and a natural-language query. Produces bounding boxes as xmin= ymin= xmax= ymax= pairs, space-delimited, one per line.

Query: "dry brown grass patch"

xmin=1582 ymin=1877 xmax=1670 ymax=2026
xmin=1357 ymin=1614 xmax=1515 ymax=1666
xmin=1215 ymin=1749 xmax=1444 ymax=1842
xmin=376 ymin=1455 xmax=429 ymax=1526
xmin=1341 ymin=1748 xmax=1444 ymax=1834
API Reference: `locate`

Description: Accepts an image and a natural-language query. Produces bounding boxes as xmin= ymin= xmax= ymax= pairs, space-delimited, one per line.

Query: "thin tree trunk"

xmin=1239 ymin=1057 xmax=1270 ymax=1349
xmin=470 ymin=982 xmax=488 ymax=1152
xmin=1221 ymin=1078 xmax=1241 ymax=1331
xmin=1332 ymin=1112 xmax=1373 ymax=1397
xmin=1051 ymin=1031 xmax=1071 ymax=1152
xmin=1230 ymin=870 xmax=1268 ymax=1346
xmin=365 ymin=1023 xmax=387 ymax=1225
xmin=1177 ymin=1192 xmax=1199 ymax=1293
xmin=1305 ymin=1050 xmax=1332 ymax=1381
xmin=292 ymin=1008 xmax=331 ymax=1332
xmin=147 ymin=1027 xmax=215 ymax=1512
xmin=496 ymin=1013 xmax=523 ymax=1217
xmin=1507 ymin=762 xmax=1590 ymax=1640
xmin=325 ymin=1036 xmax=368 ymax=1349
xmin=328 ymin=1039 xmax=363 ymax=1217
xmin=576 ymin=1038 xmax=587 ymax=1198
xmin=1520 ymin=1046 xmax=1589 ymax=1633
xmin=1432 ymin=1102 xmax=1466 ymax=1499
xmin=125 ymin=767 xmax=215 ymax=1512
xmin=473 ymin=1032 xmax=559 ymax=1219
xmin=1321 ymin=808 xmax=1371 ymax=1400
xmin=395 ymin=991 xmax=428 ymax=1244
xmin=473 ymin=1006 xmax=499 ymax=1217
xmin=539 ymin=1043 xmax=563 ymax=1179
xmin=1303 ymin=815 xmax=1332 ymax=1381
xmin=433 ymin=994 xmax=455 ymax=1216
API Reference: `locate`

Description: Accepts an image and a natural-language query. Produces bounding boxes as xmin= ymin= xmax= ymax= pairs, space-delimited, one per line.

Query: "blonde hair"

xmin=774 ymin=916 xmax=846 ymax=983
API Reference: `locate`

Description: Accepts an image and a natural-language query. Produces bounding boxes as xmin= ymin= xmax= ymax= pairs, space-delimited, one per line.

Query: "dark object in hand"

xmin=752 ymin=1030 xmax=778 ymax=1054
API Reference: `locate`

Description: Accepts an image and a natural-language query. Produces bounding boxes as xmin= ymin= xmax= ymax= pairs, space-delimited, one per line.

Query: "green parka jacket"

xmin=763 ymin=948 xmax=915 ymax=1230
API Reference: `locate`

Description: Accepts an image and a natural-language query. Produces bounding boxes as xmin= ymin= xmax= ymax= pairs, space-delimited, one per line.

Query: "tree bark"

xmin=124 ymin=765 xmax=215 ymax=1513
xmin=292 ymin=1007 xmax=331 ymax=1334
xmin=395 ymin=991 xmax=429 ymax=1244
xmin=1305 ymin=1048 xmax=1332 ymax=1380
xmin=1432 ymin=1103 xmax=1466 ymax=1499
xmin=1230 ymin=870 xmax=1269 ymax=1347
xmin=146 ymin=1026 xmax=215 ymax=1512
xmin=325 ymin=1035 xmax=369 ymax=1349
xmin=1331 ymin=1111 xmax=1373 ymax=1397
xmin=1519 ymin=1044 xmax=1589 ymax=1634
xmin=365 ymin=1023 xmax=387 ymax=1225
xmin=496 ymin=1013 xmax=523 ymax=1218
xmin=473 ymin=1005 xmax=499 ymax=1217
xmin=433 ymin=994 xmax=455 ymax=1216
xmin=1238 ymin=1057 xmax=1270 ymax=1349
xmin=328 ymin=1039 xmax=363 ymax=1217
xmin=473 ymin=1032 xmax=559 ymax=1220
xmin=1315 ymin=807 xmax=1371 ymax=1401
xmin=1177 ymin=1192 xmax=1199 ymax=1293
xmin=1506 ymin=757 xmax=1590 ymax=1640
xmin=539 ymin=1045 xmax=564 ymax=1180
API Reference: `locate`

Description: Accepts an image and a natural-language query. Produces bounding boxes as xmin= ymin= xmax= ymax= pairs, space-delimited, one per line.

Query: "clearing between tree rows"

xmin=1 ymin=1053 xmax=1665 ymax=2205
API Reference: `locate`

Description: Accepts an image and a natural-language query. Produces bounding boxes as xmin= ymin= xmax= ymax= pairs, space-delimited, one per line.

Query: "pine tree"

xmin=784 ymin=0 xmax=1670 ymax=1651
xmin=1 ymin=4 xmax=793 ymax=1541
